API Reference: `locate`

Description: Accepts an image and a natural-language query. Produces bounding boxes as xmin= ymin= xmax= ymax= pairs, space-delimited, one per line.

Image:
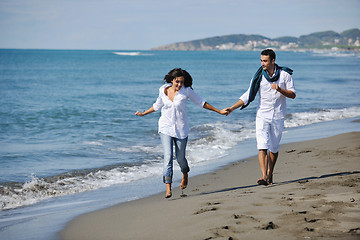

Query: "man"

xmin=225 ymin=49 xmax=296 ymax=185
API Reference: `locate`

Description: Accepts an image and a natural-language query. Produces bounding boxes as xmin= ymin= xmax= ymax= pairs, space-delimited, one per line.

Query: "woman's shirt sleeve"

xmin=186 ymin=88 xmax=206 ymax=108
xmin=153 ymin=88 xmax=164 ymax=111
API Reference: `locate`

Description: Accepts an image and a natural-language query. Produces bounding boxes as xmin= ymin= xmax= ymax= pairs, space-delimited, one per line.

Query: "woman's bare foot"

xmin=180 ymin=173 xmax=188 ymax=190
xmin=165 ymin=183 xmax=172 ymax=198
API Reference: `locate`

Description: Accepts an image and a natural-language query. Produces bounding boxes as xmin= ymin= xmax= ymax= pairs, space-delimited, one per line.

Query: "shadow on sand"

xmin=197 ymin=171 xmax=360 ymax=196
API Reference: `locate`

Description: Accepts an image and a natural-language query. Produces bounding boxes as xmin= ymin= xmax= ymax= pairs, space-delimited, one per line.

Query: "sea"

xmin=0 ymin=49 xmax=359 ymax=240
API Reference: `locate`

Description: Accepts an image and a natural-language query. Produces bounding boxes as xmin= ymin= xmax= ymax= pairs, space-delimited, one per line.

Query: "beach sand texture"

xmin=59 ymin=132 xmax=360 ymax=240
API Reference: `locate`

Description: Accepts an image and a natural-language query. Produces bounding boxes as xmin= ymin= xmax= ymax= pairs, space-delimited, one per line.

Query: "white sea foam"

xmin=187 ymin=121 xmax=255 ymax=165
xmin=83 ymin=141 xmax=104 ymax=146
xmin=311 ymin=50 xmax=359 ymax=58
xmin=285 ymin=107 xmax=360 ymax=128
xmin=0 ymin=164 xmax=162 ymax=210
xmin=113 ymin=145 xmax=162 ymax=154
xmin=112 ymin=52 xmax=153 ymax=56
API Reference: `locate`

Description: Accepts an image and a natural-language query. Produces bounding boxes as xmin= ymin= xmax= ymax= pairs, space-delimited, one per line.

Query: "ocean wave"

xmin=1 ymin=106 xmax=359 ymax=211
xmin=187 ymin=121 xmax=255 ymax=164
xmin=311 ymin=50 xmax=360 ymax=58
xmin=113 ymin=145 xmax=162 ymax=154
xmin=0 ymin=121 xmax=252 ymax=211
xmin=83 ymin=141 xmax=104 ymax=146
xmin=112 ymin=52 xmax=153 ymax=56
xmin=285 ymin=106 xmax=360 ymax=128
xmin=0 ymin=164 xmax=162 ymax=211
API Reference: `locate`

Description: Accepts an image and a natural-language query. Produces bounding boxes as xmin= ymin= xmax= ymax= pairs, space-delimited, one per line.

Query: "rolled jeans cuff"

xmin=181 ymin=166 xmax=190 ymax=174
xmin=163 ymin=167 xmax=190 ymax=184
xmin=163 ymin=176 xmax=172 ymax=184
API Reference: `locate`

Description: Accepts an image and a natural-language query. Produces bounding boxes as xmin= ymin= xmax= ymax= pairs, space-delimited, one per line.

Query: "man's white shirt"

xmin=240 ymin=69 xmax=296 ymax=120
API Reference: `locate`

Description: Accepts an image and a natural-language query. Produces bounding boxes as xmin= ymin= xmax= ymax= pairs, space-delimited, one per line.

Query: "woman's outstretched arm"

xmin=135 ymin=106 xmax=155 ymax=116
xmin=203 ymin=102 xmax=229 ymax=115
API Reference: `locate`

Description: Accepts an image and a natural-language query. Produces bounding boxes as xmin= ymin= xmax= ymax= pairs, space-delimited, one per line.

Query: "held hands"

xmin=222 ymin=100 xmax=244 ymax=116
xmin=222 ymin=107 xmax=233 ymax=116
xmin=219 ymin=109 xmax=230 ymax=115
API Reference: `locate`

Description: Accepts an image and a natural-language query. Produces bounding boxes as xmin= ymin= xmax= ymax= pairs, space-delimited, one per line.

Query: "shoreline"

xmin=59 ymin=131 xmax=360 ymax=240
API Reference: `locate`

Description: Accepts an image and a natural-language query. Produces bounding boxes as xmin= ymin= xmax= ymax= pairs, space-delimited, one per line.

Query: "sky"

xmin=0 ymin=0 xmax=359 ymax=50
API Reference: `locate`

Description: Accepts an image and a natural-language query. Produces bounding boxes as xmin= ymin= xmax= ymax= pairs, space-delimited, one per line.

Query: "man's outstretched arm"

xmin=224 ymin=99 xmax=245 ymax=114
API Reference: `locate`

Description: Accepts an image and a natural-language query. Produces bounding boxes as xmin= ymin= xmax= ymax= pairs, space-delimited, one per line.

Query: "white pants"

xmin=256 ymin=117 xmax=284 ymax=153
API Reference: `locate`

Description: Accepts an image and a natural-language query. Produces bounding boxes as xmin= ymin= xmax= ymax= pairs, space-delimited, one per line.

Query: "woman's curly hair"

xmin=163 ymin=68 xmax=193 ymax=89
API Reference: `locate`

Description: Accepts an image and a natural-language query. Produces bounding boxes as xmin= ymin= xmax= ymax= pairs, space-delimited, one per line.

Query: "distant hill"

xmin=151 ymin=28 xmax=360 ymax=51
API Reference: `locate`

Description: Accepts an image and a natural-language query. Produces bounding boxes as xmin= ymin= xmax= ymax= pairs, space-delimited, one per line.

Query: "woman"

xmin=135 ymin=68 xmax=228 ymax=198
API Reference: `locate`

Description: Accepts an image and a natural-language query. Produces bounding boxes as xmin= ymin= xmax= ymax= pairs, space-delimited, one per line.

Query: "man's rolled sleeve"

xmin=239 ymin=88 xmax=250 ymax=106
xmin=285 ymin=74 xmax=296 ymax=95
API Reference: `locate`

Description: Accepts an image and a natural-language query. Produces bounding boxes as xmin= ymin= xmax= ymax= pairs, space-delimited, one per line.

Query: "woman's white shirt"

xmin=153 ymin=83 xmax=206 ymax=139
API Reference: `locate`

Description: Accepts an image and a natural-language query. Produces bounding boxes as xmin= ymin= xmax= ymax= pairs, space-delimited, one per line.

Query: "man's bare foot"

xmin=180 ymin=173 xmax=188 ymax=190
xmin=267 ymin=174 xmax=273 ymax=185
xmin=257 ymin=178 xmax=268 ymax=185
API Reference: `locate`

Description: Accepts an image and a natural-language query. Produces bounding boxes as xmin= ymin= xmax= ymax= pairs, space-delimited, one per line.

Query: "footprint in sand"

xmin=194 ymin=202 xmax=221 ymax=215
xmin=207 ymin=225 xmax=237 ymax=240
xmin=259 ymin=221 xmax=278 ymax=230
xmin=304 ymin=217 xmax=319 ymax=223
xmin=349 ymin=228 xmax=360 ymax=234
xmin=233 ymin=214 xmax=260 ymax=223
xmin=242 ymin=190 xmax=254 ymax=194
xmin=305 ymin=227 xmax=314 ymax=232
xmin=298 ymin=150 xmax=312 ymax=154
xmin=194 ymin=207 xmax=218 ymax=215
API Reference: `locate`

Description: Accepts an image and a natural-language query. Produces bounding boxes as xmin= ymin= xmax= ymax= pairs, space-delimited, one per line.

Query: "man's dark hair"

xmin=261 ymin=49 xmax=276 ymax=62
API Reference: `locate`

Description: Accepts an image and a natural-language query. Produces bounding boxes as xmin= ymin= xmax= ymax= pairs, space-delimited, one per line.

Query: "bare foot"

xmin=165 ymin=183 xmax=172 ymax=198
xmin=257 ymin=178 xmax=268 ymax=186
xmin=180 ymin=173 xmax=188 ymax=190
xmin=268 ymin=174 xmax=273 ymax=185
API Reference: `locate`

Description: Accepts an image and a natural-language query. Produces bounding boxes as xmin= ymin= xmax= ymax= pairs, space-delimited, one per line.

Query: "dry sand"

xmin=59 ymin=132 xmax=360 ymax=240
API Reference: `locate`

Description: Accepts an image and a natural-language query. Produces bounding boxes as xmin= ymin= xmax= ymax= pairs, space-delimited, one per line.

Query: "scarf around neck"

xmin=241 ymin=64 xmax=293 ymax=110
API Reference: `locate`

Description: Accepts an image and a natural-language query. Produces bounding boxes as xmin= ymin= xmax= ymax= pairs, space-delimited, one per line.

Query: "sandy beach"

xmin=59 ymin=131 xmax=360 ymax=240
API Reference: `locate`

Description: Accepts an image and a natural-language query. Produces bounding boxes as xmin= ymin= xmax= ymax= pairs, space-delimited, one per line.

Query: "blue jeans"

xmin=159 ymin=133 xmax=190 ymax=184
